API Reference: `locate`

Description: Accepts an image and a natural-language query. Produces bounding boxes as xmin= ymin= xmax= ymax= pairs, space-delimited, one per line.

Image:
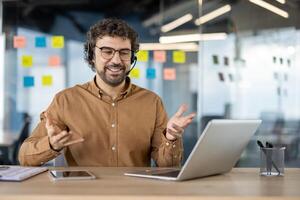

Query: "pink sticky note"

xmin=163 ymin=68 xmax=176 ymax=80
xmin=13 ymin=36 xmax=26 ymax=48
xmin=153 ymin=51 xmax=166 ymax=63
xmin=48 ymin=56 xmax=61 ymax=66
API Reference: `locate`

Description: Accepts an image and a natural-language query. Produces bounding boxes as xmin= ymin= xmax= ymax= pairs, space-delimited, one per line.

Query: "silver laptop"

xmin=124 ymin=119 xmax=262 ymax=181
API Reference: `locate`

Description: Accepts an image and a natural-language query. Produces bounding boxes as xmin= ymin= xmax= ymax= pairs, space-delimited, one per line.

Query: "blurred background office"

xmin=0 ymin=0 xmax=299 ymax=167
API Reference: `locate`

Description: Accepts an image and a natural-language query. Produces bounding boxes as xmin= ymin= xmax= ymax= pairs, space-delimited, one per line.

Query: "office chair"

xmin=11 ymin=113 xmax=31 ymax=165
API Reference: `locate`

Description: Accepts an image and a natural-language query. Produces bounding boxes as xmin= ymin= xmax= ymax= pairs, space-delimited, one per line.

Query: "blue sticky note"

xmin=35 ymin=37 xmax=46 ymax=47
xmin=23 ymin=76 xmax=34 ymax=87
xmin=146 ymin=68 xmax=156 ymax=79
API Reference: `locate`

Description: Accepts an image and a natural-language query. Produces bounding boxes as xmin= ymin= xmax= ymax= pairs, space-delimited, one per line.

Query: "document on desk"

xmin=0 ymin=166 xmax=48 ymax=181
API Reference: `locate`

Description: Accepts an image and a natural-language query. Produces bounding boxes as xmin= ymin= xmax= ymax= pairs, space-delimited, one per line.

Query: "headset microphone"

xmin=126 ymin=56 xmax=137 ymax=75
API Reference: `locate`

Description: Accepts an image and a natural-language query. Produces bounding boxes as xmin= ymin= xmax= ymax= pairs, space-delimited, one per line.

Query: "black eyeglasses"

xmin=95 ymin=46 xmax=134 ymax=61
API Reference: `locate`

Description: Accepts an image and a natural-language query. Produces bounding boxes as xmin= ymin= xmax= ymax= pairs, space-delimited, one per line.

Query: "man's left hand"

xmin=166 ymin=104 xmax=196 ymax=141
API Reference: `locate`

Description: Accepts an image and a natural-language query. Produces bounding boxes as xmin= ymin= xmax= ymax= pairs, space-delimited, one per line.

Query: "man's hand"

xmin=45 ymin=112 xmax=84 ymax=151
xmin=166 ymin=104 xmax=196 ymax=141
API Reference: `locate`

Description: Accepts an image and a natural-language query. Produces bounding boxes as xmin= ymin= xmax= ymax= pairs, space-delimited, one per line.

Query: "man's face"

xmin=94 ymin=36 xmax=132 ymax=87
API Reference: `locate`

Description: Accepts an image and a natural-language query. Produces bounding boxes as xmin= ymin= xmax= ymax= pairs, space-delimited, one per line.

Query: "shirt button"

xmin=166 ymin=142 xmax=170 ymax=146
xmin=172 ymin=144 xmax=176 ymax=148
xmin=98 ymin=94 xmax=101 ymax=98
xmin=112 ymin=103 xmax=115 ymax=106
xmin=111 ymin=124 xmax=115 ymax=128
xmin=112 ymin=146 xmax=116 ymax=151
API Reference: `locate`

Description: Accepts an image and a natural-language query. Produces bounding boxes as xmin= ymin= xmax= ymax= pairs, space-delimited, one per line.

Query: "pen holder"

xmin=260 ymin=147 xmax=285 ymax=176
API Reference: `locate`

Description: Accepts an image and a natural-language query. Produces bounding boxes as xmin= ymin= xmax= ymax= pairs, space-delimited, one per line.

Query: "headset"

xmin=87 ymin=42 xmax=137 ymax=75
xmin=128 ymin=53 xmax=137 ymax=75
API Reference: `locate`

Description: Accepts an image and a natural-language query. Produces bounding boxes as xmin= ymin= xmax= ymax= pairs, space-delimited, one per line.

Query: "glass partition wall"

xmin=1 ymin=0 xmax=299 ymax=167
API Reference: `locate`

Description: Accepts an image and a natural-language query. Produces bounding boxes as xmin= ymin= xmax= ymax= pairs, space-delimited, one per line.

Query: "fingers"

xmin=52 ymin=130 xmax=70 ymax=144
xmin=64 ymin=131 xmax=84 ymax=146
xmin=174 ymin=104 xmax=188 ymax=117
xmin=45 ymin=112 xmax=62 ymax=137
xmin=171 ymin=123 xmax=184 ymax=133
xmin=49 ymin=130 xmax=84 ymax=151
xmin=64 ymin=138 xmax=84 ymax=146
xmin=181 ymin=112 xmax=196 ymax=127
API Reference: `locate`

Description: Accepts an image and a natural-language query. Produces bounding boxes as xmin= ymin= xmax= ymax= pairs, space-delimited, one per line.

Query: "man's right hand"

xmin=45 ymin=112 xmax=84 ymax=151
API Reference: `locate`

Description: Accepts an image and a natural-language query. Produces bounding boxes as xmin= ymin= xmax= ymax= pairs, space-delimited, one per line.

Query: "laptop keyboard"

xmin=0 ymin=166 xmax=48 ymax=181
xmin=152 ymin=170 xmax=180 ymax=177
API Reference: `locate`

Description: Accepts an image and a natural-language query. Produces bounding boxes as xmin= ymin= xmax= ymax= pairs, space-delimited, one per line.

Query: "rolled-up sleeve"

xmin=151 ymin=98 xmax=183 ymax=167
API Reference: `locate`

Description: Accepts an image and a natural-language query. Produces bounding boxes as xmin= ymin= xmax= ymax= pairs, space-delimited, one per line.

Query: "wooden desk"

xmin=0 ymin=168 xmax=299 ymax=200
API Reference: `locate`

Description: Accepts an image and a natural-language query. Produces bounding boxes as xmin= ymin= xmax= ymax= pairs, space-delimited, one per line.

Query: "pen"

xmin=257 ymin=140 xmax=281 ymax=175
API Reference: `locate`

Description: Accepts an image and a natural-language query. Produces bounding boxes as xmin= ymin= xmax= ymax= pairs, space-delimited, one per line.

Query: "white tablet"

xmin=49 ymin=170 xmax=96 ymax=181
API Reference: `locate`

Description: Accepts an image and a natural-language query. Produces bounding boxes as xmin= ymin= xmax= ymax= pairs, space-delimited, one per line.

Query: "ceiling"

xmin=2 ymin=0 xmax=300 ymax=36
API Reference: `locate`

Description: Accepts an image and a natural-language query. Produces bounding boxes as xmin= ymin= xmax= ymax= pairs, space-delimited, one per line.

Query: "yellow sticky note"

xmin=172 ymin=51 xmax=186 ymax=63
xmin=137 ymin=50 xmax=149 ymax=62
xmin=51 ymin=36 xmax=64 ymax=48
xmin=42 ymin=75 xmax=53 ymax=86
xmin=154 ymin=51 xmax=166 ymax=63
xmin=22 ymin=56 xmax=33 ymax=67
xmin=164 ymin=68 xmax=176 ymax=80
xmin=14 ymin=36 xmax=26 ymax=48
xmin=129 ymin=68 xmax=140 ymax=79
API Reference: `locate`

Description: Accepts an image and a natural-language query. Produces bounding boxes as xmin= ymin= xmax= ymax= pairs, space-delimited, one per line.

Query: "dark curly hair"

xmin=84 ymin=18 xmax=139 ymax=71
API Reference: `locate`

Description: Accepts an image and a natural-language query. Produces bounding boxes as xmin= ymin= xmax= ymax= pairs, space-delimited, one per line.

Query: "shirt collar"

xmin=89 ymin=76 xmax=133 ymax=99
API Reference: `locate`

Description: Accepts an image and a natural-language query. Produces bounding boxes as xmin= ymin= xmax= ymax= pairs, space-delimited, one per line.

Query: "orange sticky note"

xmin=22 ymin=55 xmax=33 ymax=67
xmin=48 ymin=56 xmax=61 ymax=66
xmin=51 ymin=36 xmax=64 ymax=48
xmin=42 ymin=75 xmax=53 ymax=86
xmin=153 ymin=51 xmax=166 ymax=63
xmin=129 ymin=68 xmax=140 ymax=79
xmin=164 ymin=68 xmax=176 ymax=80
xmin=14 ymin=36 xmax=26 ymax=48
xmin=173 ymin=50 xmax=186 ymax=63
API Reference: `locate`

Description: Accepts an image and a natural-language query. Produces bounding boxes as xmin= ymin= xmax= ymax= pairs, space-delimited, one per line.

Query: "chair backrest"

xmin=12 ymin=114 xmax=31 ymax=165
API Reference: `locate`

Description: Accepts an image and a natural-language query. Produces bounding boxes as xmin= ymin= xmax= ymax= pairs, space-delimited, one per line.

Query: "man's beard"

xmin=97 ymin=64 xmax=129 ymax=87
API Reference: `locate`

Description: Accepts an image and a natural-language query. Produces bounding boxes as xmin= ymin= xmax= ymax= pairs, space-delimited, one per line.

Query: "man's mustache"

xmin=104 ymin=64 xmax=126 ymax=70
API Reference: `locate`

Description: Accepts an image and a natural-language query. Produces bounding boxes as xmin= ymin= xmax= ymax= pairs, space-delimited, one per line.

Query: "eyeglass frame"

xmin=95 ymin=46 xmax=135 ymax=61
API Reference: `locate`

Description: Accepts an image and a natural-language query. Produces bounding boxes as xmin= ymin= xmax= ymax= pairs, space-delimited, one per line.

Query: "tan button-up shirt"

xmin=19 ymin=77 xmax=183 ymax=167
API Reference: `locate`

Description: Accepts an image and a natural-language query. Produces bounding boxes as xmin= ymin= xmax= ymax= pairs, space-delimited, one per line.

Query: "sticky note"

xmin=48 ymin=56 xmax=61 ymax=66
xmin=172 ymin=51 xmax=186 ymax=63
xmin=22 ymin=56 xmax=33 ymax=67
xmin=163 ymin=68 xmax=176 ymax=80
xmin=51 ymin=36 xmax=64 ymax=48
xmin=42 ymin=75 xmax=53 ymax=86
xmin=35 ymin=36 xmax=46 ymax=47
xmin=129 ymin=68 xmax=140 ymax=79
xmin=137 ymin=50 xmax=149 ymax=62
xmin=23 ymin=76 xmax=34 ymax=87
xmin=13 ymin=36 xmax=26 ymax=48
xmin=153 ymin=51 xmax=166 ymax=63
xmin=146 ymin=68 xmax=156 ymax=79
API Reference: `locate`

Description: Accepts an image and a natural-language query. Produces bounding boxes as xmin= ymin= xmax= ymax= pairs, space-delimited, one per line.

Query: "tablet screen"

xmin=50 ymin=170 xmax=93 ymax=178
